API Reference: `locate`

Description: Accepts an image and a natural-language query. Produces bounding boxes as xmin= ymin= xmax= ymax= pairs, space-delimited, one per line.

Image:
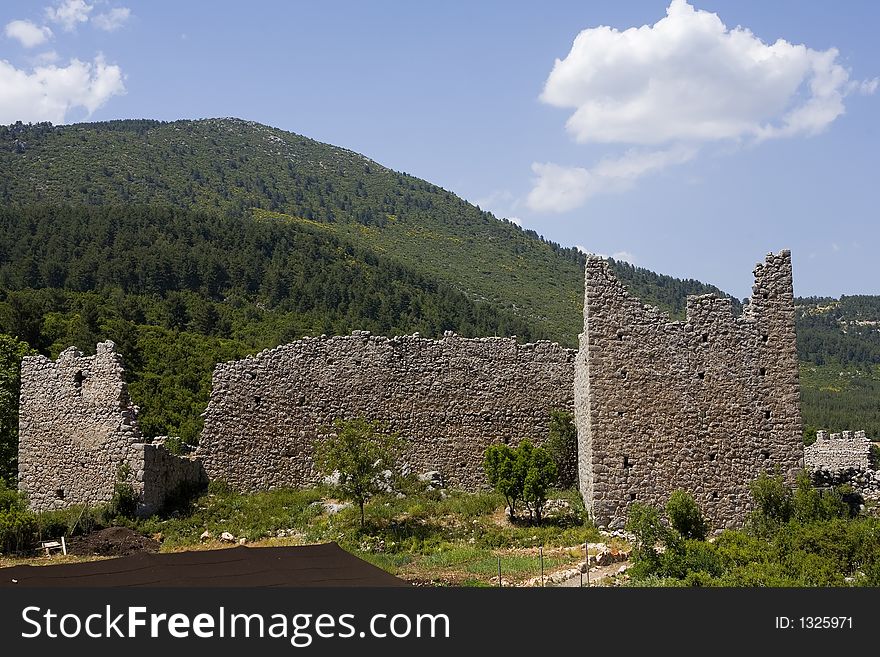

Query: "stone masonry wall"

xmin=575 ymin=251 xmax=804 ymax=529
xmin=18 ymin=341 xmax=205 ymax=515
xmin=804 ymin=430 xmax=870 ymax=472
xmin=197 ymin=332 xmax=575 ymax=492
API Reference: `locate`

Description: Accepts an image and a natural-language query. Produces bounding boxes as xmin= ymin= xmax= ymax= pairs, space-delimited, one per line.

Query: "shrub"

xmin=666 ymin=490 xmax=708 ymax=540
xmin=546 ymin=410 xmax=577 ymax=488
xmin=625 ymin=502 xmax=668 ymax=576
xmin=483 ymin=443 xmax=521 ymax=518
xmin=0 ymin=479 xmax=36 ymax=554
xmin=522 ymin=445 xmax=557 ymax=522
xmin=108 ymin=462 xmax=138 ymax=519
xmin=748 ymin=472 xmax=793 ymax=534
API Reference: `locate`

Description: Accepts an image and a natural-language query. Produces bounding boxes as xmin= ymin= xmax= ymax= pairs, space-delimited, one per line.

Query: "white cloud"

xmin=0 ymin=55 xmax=125 ymax=124
xmin=4 ymin=20 xmax=54 ymax=48
xmin=851 ymin=77 xmax=879 ymax=96
xmin=541 ymin=0 xmax=873 ymax=145
xmin=611 ymin=251 xmax=636 ymax=264
xmin=45 ymin=0 xmax=93 ymax=32
xmin=527 ymin=145 xmax=696 ymax=212
xmin=93 ymin=7 xmax=130 ymax=32
xmin=530 ymin=0 xmax=876 ymax=213
xmin=34 ymin=51 xmax=60 ymax=65
xmin=574 ymin=247 xmax=635 ymax=264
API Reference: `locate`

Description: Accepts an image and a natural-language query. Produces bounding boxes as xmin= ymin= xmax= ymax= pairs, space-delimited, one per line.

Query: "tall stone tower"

xmin=574 ymin=250 xmax=803 ymax=529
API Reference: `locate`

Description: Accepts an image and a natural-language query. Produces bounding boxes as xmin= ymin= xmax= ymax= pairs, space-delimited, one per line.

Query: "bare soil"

xmin=67 ymin=527 xmax=160 ymax=557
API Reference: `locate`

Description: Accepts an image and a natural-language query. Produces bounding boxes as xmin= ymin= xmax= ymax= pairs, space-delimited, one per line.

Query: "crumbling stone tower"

xmin=575 ymin=250 xmax=803 ymax=529
xmin=18 ymin=341 xmax=204 ymax=515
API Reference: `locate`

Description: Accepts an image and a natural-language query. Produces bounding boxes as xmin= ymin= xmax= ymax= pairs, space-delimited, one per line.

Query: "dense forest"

xmin=0 ymin=118 xmax=877 ymax=485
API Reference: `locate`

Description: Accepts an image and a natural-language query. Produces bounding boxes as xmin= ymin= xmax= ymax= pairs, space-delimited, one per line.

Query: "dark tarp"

xmin=0 ymin=542 xmax=407 ymax=587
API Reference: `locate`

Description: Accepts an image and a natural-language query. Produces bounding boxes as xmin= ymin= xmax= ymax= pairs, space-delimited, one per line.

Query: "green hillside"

xmin=1 ymin=119 xmax=587 ymax=343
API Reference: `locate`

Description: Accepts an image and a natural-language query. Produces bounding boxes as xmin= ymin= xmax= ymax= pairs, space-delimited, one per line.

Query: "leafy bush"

xmin=546 ymin=410 xmax=577 ymax=488
xmin=748 ymin=472 xmax=794 ymax=535
xmin=483 ymin=443 xmax=522 ymax=518
xmin=666 ymin=490 xmax=708 ymax=540
xmin=522 ymin=445 xmax=557 ymax=522
xmin=625 ymin=502 xmax=669 ymax=577
xmin=0 ymin=479 xmax=36 ymax=554
xmin=108 ymin=462 xmax=138 ymax=519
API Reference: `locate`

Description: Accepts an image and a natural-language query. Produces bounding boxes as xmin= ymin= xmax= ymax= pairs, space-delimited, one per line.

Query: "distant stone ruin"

xmin=804 ymin=430 xmax=870 ymax=472
xmin=17 ymin=341 xmax=205 ymax=516
xmin=805 ymin=430 xmax=879 ymax=501
xmin=197 ymin=332 xmax=575 ymax=492
xmin=575 ymin=250 xmax=804 ymax=529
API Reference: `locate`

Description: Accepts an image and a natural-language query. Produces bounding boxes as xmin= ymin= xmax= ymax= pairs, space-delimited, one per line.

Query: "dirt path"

xmin=551 ymin=561 xmax=630 ymax=587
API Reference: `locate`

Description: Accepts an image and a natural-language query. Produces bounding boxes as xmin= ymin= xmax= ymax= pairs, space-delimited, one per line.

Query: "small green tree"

xmin=109 ymin=462 xmax=138 ymax=519
xmin=483 ymin=443 xmax=522 ymax=518
xmin=0 ymin=334 xmax=37 ymax=484
xmin=666 ymin=490 xmax=708 ymax=541
xmin=792 ymin=470 xmax=851 ymax=522
xmin=546 ymin=410 xmax=577 ymax=488
xmin=313 ymin=417 xmax=400 ymax=527
xmin=625 ymin=502 xmax=669 ymax=577
xmin=483 ymin=439 xmax=559 ymax=522
xmin=0 ymin=479 xmax=36 ymax=554
xmin=748 ymin=472 xmax=793 ymax=536
xmin=522 ymin=444 xmax=557 ymax=522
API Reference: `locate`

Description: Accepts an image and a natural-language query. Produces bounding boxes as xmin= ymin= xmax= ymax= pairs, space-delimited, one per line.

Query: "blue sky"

xmin=1 ymin=1 xmax=877 ymax=299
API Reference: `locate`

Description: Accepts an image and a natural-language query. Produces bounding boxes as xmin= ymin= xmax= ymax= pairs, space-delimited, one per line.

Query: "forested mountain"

xmin=795 ymin=297 xmax=880 ymax=438
xmin=0 ymin=118 xmax=877 ymax=468
xmin=1 ymin=119 xmax=587 ymax=343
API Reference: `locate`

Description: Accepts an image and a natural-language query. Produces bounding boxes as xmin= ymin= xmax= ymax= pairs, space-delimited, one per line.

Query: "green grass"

xmin=126 ymin=484 xmax=601 ymax=585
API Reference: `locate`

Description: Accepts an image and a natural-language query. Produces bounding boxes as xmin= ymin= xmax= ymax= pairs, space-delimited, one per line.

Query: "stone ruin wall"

xmin=575 ymin=250 xmax=804 ymax=529
xmin=17 ymin=341 xmax=204 ymax=516
xmin=197 ymin=332 xmax=575 ymax=492
xmin=804 ymin=430 xmax=870 ymax=472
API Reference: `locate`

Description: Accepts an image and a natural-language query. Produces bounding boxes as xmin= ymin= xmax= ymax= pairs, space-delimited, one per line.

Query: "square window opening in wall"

xmin=759 ymin=367 xmax=767 ymax=376
xmin=629 ymin=493 xmax=636 ymax=501
xmin=253 ymin=395 xmax=261 ymax=406
xmin=760 ymin=449 xmax=770 ymax=460
xmin=761 ymin=334 xmax=769 ymax=343
xmin=73 ymin=370 xmax=85 ymax=387
xmin=697 ymin=371 xmax=705 ymax=380
xmin=623 ymin=455 xmax=632 ymax=469
xmin=764 ymin=410 xmax=771 ymax=419
xmin=701 ymin=333 xmax=709 ymax=343
xmin=708 ymin=452 xmax=717 ymax=461
xmin=619 ymin=368 xmax=628 ymax=380
xmin=617 ymin=410 xmax=624 ymax=417
xmin=55 ymin=489 xmax=64 ymax=499
xmin=711 ymin=491 xmax=719 ymax=499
